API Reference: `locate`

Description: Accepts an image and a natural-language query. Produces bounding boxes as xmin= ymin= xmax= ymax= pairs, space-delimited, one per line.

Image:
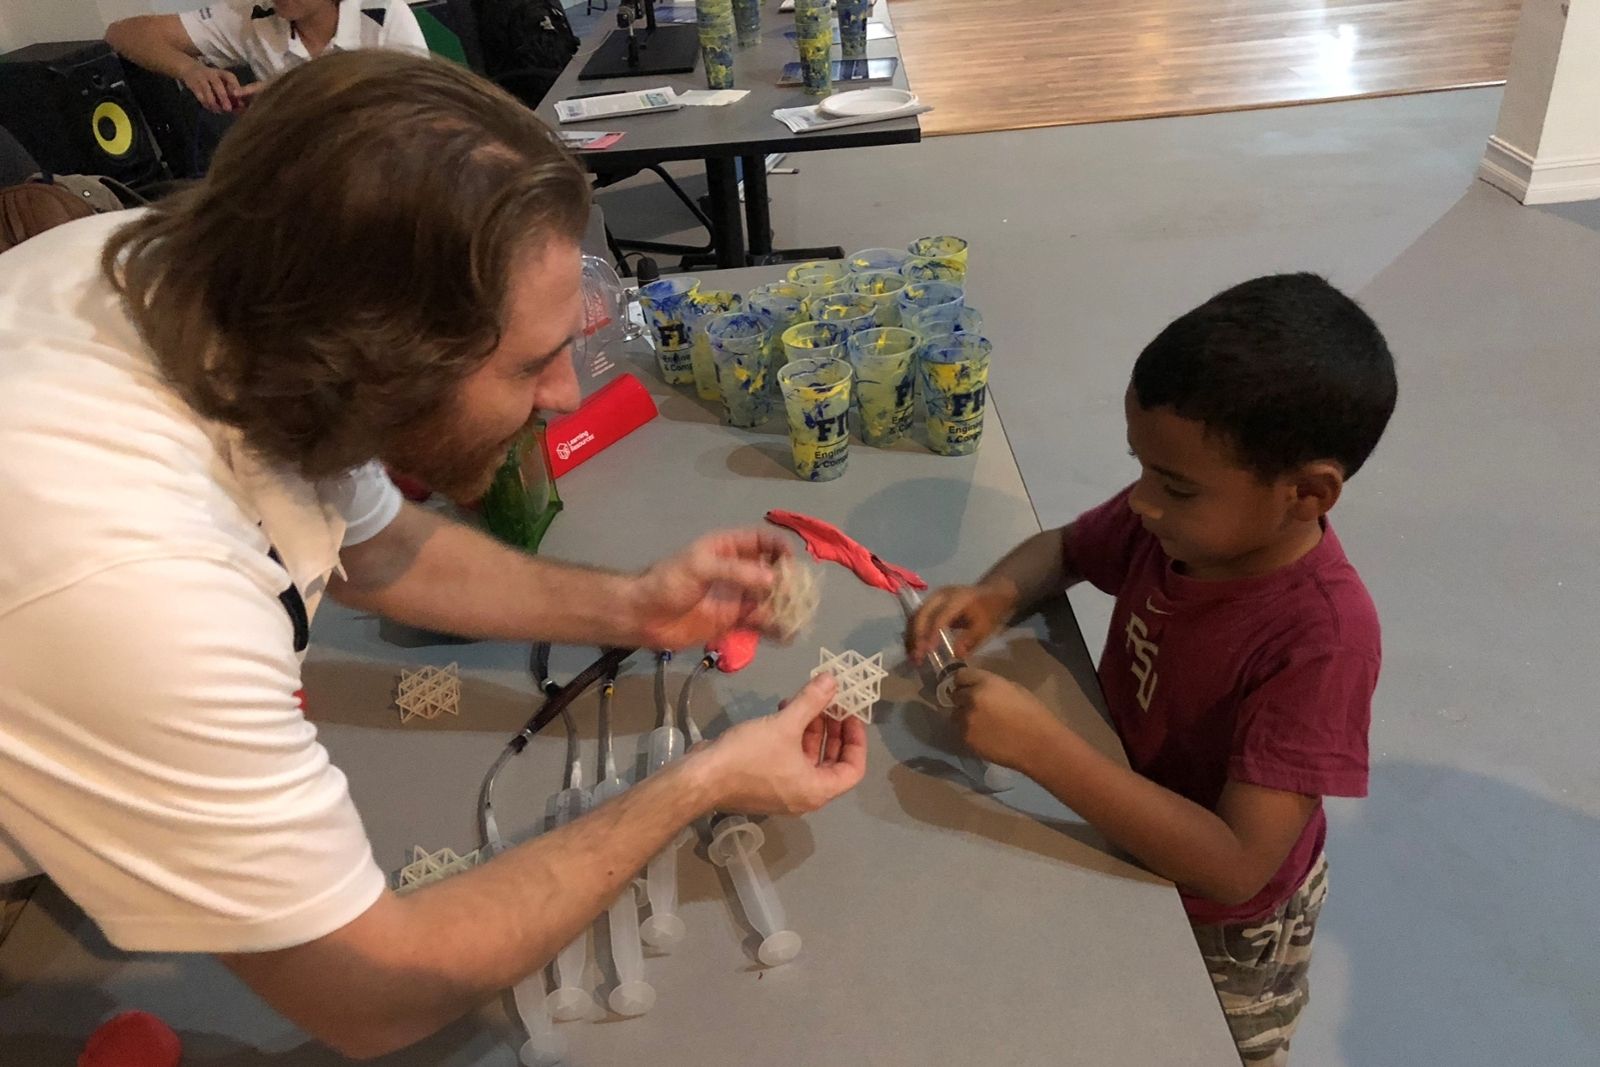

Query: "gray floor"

xmin=603 ymin=87 xmax=1600 ymax=1065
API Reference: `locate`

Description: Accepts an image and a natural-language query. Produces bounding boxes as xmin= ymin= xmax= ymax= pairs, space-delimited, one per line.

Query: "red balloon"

xmin=79 ymin=1011 xmax=182 ymax=1067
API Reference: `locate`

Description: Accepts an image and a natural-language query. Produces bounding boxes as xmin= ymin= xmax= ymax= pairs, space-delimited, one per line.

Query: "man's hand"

xmin=905 ymin=580 xmax=1017 ymax=662
xmin=629 ymin=528 xmax=791 ymax=651
xmin=691 ymin=674 xmax=867 ymax=815
xmin=182 ymin=63 xmax=245 ymax=113
xmin=948 ymin=666 xmax=1064 ymax=775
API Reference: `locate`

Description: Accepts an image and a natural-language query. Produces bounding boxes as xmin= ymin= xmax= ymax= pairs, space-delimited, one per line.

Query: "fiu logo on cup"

xmin=658 ymin=322 xmax=689 ymax=350
xmin=949 ymin=384 xmax=987 ymax=420
xmin=809 ymin=412 xmax=849 ymax=442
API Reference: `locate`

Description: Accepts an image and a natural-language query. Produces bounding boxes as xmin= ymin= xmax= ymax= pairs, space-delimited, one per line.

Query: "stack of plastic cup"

xmin=906 ymin=235 xmax=969 ymax=280
xmin=919 ymin=334 xmax=991 ymax=456
xmin=811 ymin=293 xmax=878 ymax=338
xmin=843 ymin=269 xmax=909 ymax=327
xmin=696 ymin=0 xmax=737 ymax=88
xmin=684 ymin=289 xmax=742 ymax=402
xmin=778 ymin=356 xmax=853 ymax=481
xmin=639 ymin=276 xmax=700 ymax=385
xmin=781 ymin=319 xmax=849 ymax=364
xmin=792 ymin=0 xmax=833 ymax=97
xmin=896 ymin=279 xmax=964 ymax=331
xmin=733 ymin=0 xmax=761 ymax=47
xmin=837 ymin=0 xmax=871 ymax=59
xmin=706 ymin=312 xmax=774 ymax=427
xmin=847 ymin=247 xmax=911 ymax=274
xmin=848 ymin=326 xmax=920 ymax=447
xmin=748 ymin=289 xmax=809 ymax=392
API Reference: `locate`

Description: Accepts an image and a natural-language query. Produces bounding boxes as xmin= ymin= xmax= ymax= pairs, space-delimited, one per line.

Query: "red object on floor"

xmin=79 ymin=1011 xmax=182 ymax=1067
xmin=764 ymin=510 xmax=927 ymax=593
xmin=708 ymin=629 xmax=760 ymax=673
xmin=543 ymin=373 xmax=659 ymax=479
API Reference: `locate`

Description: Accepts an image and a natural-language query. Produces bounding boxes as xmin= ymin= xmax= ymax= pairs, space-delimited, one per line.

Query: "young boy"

xmin=907 ymin=273 xmax=1396 ymax=1066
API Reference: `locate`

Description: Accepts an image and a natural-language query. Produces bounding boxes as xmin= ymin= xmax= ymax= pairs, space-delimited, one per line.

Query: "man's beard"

xmin=382 ymin=403 xmax=528 ymax=504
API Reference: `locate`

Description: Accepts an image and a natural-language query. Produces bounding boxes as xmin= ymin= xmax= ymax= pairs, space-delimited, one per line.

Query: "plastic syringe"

xmin=545 ymin=698 xmax=592 ymax=1021
xmin=707 ymin=814 xmax=802 ymax=966
xmin=591 ymin=668 xmax=655 ymax=1017
xmin=896 ymin=585 xmax=1019 ymax=793
xmin=639 ymin=652 xmax=691 ymax=951
xmin=511 ymin=969 xmax=564 ymax=1066
xmin=678 ymin=659 xmax=802 ymax=967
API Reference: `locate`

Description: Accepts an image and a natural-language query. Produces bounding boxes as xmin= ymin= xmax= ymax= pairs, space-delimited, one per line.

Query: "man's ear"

xmin=1288 ymin=461 xmax=1343 ymax=521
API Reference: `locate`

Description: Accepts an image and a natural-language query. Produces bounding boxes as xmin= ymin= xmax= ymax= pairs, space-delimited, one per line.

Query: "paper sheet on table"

xmin=677 ymin=89 xmax=751 ymax=106
xmin=772 ymin=101 xmax=930 ymax=134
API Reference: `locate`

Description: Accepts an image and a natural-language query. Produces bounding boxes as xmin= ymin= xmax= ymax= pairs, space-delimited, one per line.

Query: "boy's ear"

xmin=1288 ymin=461 xmax=1343 ymax=520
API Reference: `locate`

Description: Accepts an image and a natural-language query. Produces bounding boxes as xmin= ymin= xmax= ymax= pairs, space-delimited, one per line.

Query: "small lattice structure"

xmin=394 ymin=845 xmax=481 ymax=894
xmin=395 ymin=663 xmax=461 ymax=723
xmin=767 ymin=556 xmax=820 ymax=643
xmin=810 ymin=647 xmax=887 ymax=723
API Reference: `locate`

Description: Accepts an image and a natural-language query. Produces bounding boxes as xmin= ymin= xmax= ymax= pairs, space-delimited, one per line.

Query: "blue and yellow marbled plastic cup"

xmin=684 ymin=289 xmax=742 ymax=401
xmin=781 ymin=318 xmax=849 ymax=364
xmin=778 ymin=356 xmax=853 ymax=481
xmin=792 ymin=0 xmax=833 ymax=96
xmin=639 ymin=275 xmax=701 ymax=384
xmin=906 ymin=235 xmax=969 ymax=277
xmin=836 ymin=0 xmax=871 ymax=58
xmin=706 ymin=311 xmax=774 ymax=427
xmin=919 ymin=334 xmax=991 ymax=456
xmin=843 ymin=269 xmax=909 ymax=326
xmin=848 ymin=326 xmax=920 ymax=446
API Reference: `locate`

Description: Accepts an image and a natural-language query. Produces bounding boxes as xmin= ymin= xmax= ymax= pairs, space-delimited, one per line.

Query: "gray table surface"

xmin=0 ymin=266 xmax=1238 ymax=1065
xmin=538 ymin=0 xmax=922 ymax=170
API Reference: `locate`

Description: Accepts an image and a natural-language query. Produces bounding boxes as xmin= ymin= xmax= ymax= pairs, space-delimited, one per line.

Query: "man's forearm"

xmin=226 ymin=752 xmax=719 ymax=1057
xmin=331 ymin=504 xmax=644 ymax=647
xmin=1022 ymin=725 xmax=1262 ymax=905
xmin=980 ymin=524 xmax=1080 ymax=614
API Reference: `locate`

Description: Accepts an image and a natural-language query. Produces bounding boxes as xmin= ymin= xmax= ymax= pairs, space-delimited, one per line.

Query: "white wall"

xmin=1 ymin=1 xmax=199 ymax=55
xmin=1480 ymin=0 xmax=1600 ymax=204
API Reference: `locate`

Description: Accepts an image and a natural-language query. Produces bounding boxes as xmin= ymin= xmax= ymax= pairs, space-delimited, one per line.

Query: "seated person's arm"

xmin=222 ymin=697 xmax=859 ymax=1059
xmin=949 ymin=670 xmax=1320 ymax=905
xmin=907 ymin=522 xmax=1084 ymax=660
xmin=104 ymin=13 xmax=245 ymax=113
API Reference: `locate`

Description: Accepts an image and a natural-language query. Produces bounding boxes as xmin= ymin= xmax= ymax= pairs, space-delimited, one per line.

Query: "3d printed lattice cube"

xmin=395 ymin=845 xmax=481 ymax=894
xmin=810 ymin=647 xmax=887 ymax=723
xmin=395 ymin=663 xmax=461 ymax=723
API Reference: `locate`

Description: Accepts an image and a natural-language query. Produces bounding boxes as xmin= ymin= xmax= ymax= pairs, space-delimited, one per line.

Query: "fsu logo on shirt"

xmin=1124 ymin=609 xmax=1160 ymax=711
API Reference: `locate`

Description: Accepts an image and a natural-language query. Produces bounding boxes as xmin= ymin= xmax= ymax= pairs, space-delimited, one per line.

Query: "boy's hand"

xmin=948 ymin=667 xmax=1064 ymax=774
xmin=905 ymin=580 xmax=1017 ymax=662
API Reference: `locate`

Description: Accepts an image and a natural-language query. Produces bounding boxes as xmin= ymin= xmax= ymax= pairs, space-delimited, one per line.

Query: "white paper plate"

xmin=817 ymin=87 xmax=918 ymax=118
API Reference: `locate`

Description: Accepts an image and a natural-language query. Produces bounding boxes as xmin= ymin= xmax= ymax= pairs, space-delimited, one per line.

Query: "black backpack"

xmin=474 ymin=0 xmax=579 ymax=92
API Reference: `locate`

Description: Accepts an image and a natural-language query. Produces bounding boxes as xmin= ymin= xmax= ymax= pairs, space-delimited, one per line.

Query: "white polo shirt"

xmin=179 ymin=0 xmax=428 ymax=79
xmin=0 ymin=212 xmax=402 ymax=953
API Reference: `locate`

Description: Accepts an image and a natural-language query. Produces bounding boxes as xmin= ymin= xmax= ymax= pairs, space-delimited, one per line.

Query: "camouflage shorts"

xmin=1190 ymin=853 xmax=1328 ymax=1067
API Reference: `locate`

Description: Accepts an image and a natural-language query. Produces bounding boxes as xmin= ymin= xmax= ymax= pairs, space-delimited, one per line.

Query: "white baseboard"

xmin=1479 ymin=135 xmax=1600 ymax=205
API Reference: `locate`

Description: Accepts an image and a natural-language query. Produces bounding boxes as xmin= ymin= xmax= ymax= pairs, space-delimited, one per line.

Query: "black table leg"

xmin=742 ymin=153 xmax=774 ymax=258
xmin=703 ymin=158 xmax=747 ymax=269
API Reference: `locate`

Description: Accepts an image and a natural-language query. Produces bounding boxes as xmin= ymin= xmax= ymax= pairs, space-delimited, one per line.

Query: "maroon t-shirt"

xmin=1064 ymin=486 xmax=1379 ymax=925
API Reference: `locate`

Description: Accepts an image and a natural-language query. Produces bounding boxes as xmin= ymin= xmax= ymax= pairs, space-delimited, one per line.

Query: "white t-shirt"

xmin=0 ymin=212 xmax=402 ymax=953
xmin=179 ymin=0 xmax=428 ymax=79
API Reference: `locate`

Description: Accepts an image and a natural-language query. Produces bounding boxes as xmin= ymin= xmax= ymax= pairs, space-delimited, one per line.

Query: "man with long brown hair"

xmin=0 ymin=52 xmax=865 ymax=1057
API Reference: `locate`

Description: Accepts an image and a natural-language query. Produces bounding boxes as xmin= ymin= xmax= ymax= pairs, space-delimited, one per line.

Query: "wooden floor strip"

xmin=889 ymin=0 xmax=1521 ymax=136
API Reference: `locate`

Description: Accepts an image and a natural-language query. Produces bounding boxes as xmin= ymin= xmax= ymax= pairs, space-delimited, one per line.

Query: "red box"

xmin=542 ymin=372 xmax=658 ymax=479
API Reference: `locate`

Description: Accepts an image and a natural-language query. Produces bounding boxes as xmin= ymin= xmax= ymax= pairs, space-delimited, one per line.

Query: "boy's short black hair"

xmin=1131 ymin=273 xmax=1396 ymax=479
